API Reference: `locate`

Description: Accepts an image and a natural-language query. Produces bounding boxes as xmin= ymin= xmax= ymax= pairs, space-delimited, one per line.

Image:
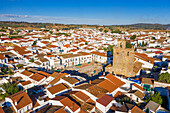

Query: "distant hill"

xmin=117 ymin=23 xmax=170 ymax=30
xmin=0 ymin=21 xmax=169 ymax=30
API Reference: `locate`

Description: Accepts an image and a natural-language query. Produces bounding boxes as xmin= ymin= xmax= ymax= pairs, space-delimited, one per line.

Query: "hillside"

xmin=0 ymin=21 xmax=169 ymax=31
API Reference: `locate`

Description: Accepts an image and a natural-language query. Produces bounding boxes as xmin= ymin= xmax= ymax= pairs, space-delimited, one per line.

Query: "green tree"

xmin=29 ymin=58 xmax=34 ymax=62
xmin=49 ymin=31 xmax=53 ymax=34
xmin=158 ymin=72 xmax=170 ymax=83
xmin=16 ymin=64 xmax=23 ymax=68
xmin=2 ymin=68 xmax=7 ymax=73
xmin=131 ymin=35 xmax=136 ymax=40
xmin=85 ymin=42 xmax=88 ymax=45
xmin=99 ymin=28 xmax=103 ymax=32
xmin=141 ymin=41 xmax=145 ymax=47
xmin=104 ymin=30 xmax=108 ymax=33
xmin=103 ymin=48 xmax=107 ymax=51
xmin=111 ymin=29 xmax=121 ymax=34
xmin=108 ymin=45 xmax=115 ymax=55
xmin=8 ymin=68 xmax=14 ymax=75
xmin=1 ymin=83 xmax=21 ymax=96
xmin=126 ymin=41 xmax=132 ymax=48
xmin=145 ymin=92 xmax=163 ymax=105
xmin=33 ymin=40 xmax=37 ymax=45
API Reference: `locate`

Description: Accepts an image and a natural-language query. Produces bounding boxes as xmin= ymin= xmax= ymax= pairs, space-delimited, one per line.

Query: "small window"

xmin=117 ymin=52 xmax=119 ymax=55
xmin=127 ymin=52 xmax=129 ymax=56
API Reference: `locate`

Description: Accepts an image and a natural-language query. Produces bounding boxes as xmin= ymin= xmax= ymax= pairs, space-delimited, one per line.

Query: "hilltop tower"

xmin=112 ymin=39 xmax=135 ymax=77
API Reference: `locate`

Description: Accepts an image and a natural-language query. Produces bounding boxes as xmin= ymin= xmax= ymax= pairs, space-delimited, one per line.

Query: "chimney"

xmin=14 ymin=100 xmax=17 ymax=105
xmin=89 ymin=80 xmax=91 ymax=84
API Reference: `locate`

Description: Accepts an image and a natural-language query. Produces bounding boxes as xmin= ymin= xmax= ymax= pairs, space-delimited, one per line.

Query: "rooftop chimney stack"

xmin=89 ymin=80 xmax=91 ymax=84
xmin=14 ymin=100 xmax=17 ymax=105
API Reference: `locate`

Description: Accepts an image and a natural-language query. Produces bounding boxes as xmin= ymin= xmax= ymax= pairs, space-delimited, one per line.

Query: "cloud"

xmin=0 ymin=14 xmax=103 ymax=25
xmin=2 ymin=14 xmax=29 ymax=18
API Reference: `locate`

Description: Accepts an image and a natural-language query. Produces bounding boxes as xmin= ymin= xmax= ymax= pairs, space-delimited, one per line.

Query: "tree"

xmin=8 ymin=68 xmax=14 ymax=75
xmin=2 ymin=68 xmax=7 ymax=73
xmin=49 ymin=31 xmax=53 ymax=34
xmin=108 ymin=45 xmax=114 ymax=55
xmin=103 ymin=48 xmax=107 ymax=51
xmin=16 ymin=64 xmax=23 ymax=68
xmin=126 ymin=41 xmax=132 ymax=48
xmin=29 ymin=58 xmax=34 ymax=62
xmin=145 ymin=92 xmax=163 ymax=105
xmin=131 ymin=35 xmax=136 ymax=40
xmin=1 ymin=83 xmax=21 ymax=96
xmin=104 ymin=30 xmax=108 ymax=33
xmin=158 ymin=72 xmax=170 ymax=83
xmin=33 ymin=40 xmax=37 ymax=45
xmin=99 ymin=28 xmax=103 ymax=32
xmin=111 ymin=29 xmax=121 ymax=34
xmin=141 ymin=41 xmax=145 ymax=47
xmin=85 ymin=42 xmax=88 ymax=45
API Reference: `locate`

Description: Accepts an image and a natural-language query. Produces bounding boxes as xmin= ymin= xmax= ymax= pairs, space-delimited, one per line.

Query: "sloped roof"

xmin=47 ymin=83 xmax=69 ymax=95
xmin=21 ymin=70 xmax=33 ymax=77
xmin=7 ymin=91 xmax=32 ymax=110
xmin=131 ymin=106 xmax=145 ymax=113
xmin=96 ymin=94 xmax=114 ymax=107
xmin=145 ymin=100 xmax=160 ymax=112
xmin=30 ymin=73 xmax=45 ymax=82
xmin=62 ymin=77 xmax=79 ymax=85
xmin=60 ymin=97 xmax=80 ymax=112
xmin=133 ymin=83 xmax=145 ymax=91
xmin=97 ymin=79 xmax=118 ymax=93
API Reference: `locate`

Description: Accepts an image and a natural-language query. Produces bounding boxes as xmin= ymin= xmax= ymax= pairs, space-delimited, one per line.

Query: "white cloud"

xmin=0 ymin=14 xmax=103 ymax=25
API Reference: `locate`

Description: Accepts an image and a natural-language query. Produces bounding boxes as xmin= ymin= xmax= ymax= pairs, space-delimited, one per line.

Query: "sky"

xmin=0 ymin=0 xmax=170 ymax=25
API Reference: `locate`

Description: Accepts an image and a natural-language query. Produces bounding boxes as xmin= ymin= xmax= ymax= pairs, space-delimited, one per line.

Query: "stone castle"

xmin=106 ymin=39 xmax=138 ymax=77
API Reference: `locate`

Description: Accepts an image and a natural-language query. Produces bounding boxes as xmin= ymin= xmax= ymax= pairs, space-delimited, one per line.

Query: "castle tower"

xmin=112 ymin=39 xmax=135 ymax=77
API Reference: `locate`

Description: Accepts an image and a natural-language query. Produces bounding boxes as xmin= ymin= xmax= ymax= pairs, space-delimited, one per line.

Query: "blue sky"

xmin=0 ymin=0 xmax=170 ymax=25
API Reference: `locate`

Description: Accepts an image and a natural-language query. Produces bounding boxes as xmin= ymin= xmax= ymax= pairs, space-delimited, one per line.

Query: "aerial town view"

xmin=0 ymin=0 xmax=170 ymax=113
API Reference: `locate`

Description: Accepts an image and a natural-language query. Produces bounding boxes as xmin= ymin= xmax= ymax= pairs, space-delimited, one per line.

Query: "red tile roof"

xmin=8 ymin=91 xmax=32 ymax=110
xmin=97 ymin=94 xmax=114 ymax=107
xmin=133 ymin=83 xmax=145 ymax=91
xmin=105 ymin=74 xmax=125 ymax=87
xmin=60 ymin=97 xmax=80 ymax=112
xmin=47 ymin=83 xmax=68 ymax=95
xmin=30 ymin=73 xmax=45 ymax=82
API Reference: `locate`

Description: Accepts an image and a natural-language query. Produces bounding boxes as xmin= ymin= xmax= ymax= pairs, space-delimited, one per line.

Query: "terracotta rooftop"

xmin=21 ymin=70 xmax=33 ymax=77
xmin=54 ymin=108 xmax=67 ymax=113
xmin=73 ymin=91 xmax=90 ymax=102
xmin=60 ymin=97 xmax=80 ymax=112
xmin=30 ymin=73 xmax=45 ymax=82
xmin=97 ymin=94 xmax=114 ymax=107
xmin=87 ymin=85 xmax=108 ymax=98
xmin=135 ymin=52 xmax=155 ymax=64
xmin=131 ymin=106 xmax=145 ymax=113
xmin=47 ymin=83 xmax=69 ymax=95
xmin=116 ymin=103 xmax=134 ymax=112
xmin=62 ymin=77 xmax=79 ymax=85
xmin=0 ymin=107 xmax=4 ymax=113
xmin=133 ymin=83 xmax=145 ymax=91
xmin=141 ymin=77 xmax=154 ymax=85
xmin=97 ymin=79 xmax=118 ymax=93
xmin=0 ymin=54 xmax=7 ymax=60
xmin=7 ymin=91 xmax=32 ymax=110
xmin=128 ymin=90 xmax=145 ymax=99
xmin=91 ymin=51 xmax=107 ymax=57
xmin=38 ymin=71 xmax=51 ymax=78
xmin=105 ymin=74 xmax=125 ymax=87
xmin=20 ymin=80 xmax=32 ymax=86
